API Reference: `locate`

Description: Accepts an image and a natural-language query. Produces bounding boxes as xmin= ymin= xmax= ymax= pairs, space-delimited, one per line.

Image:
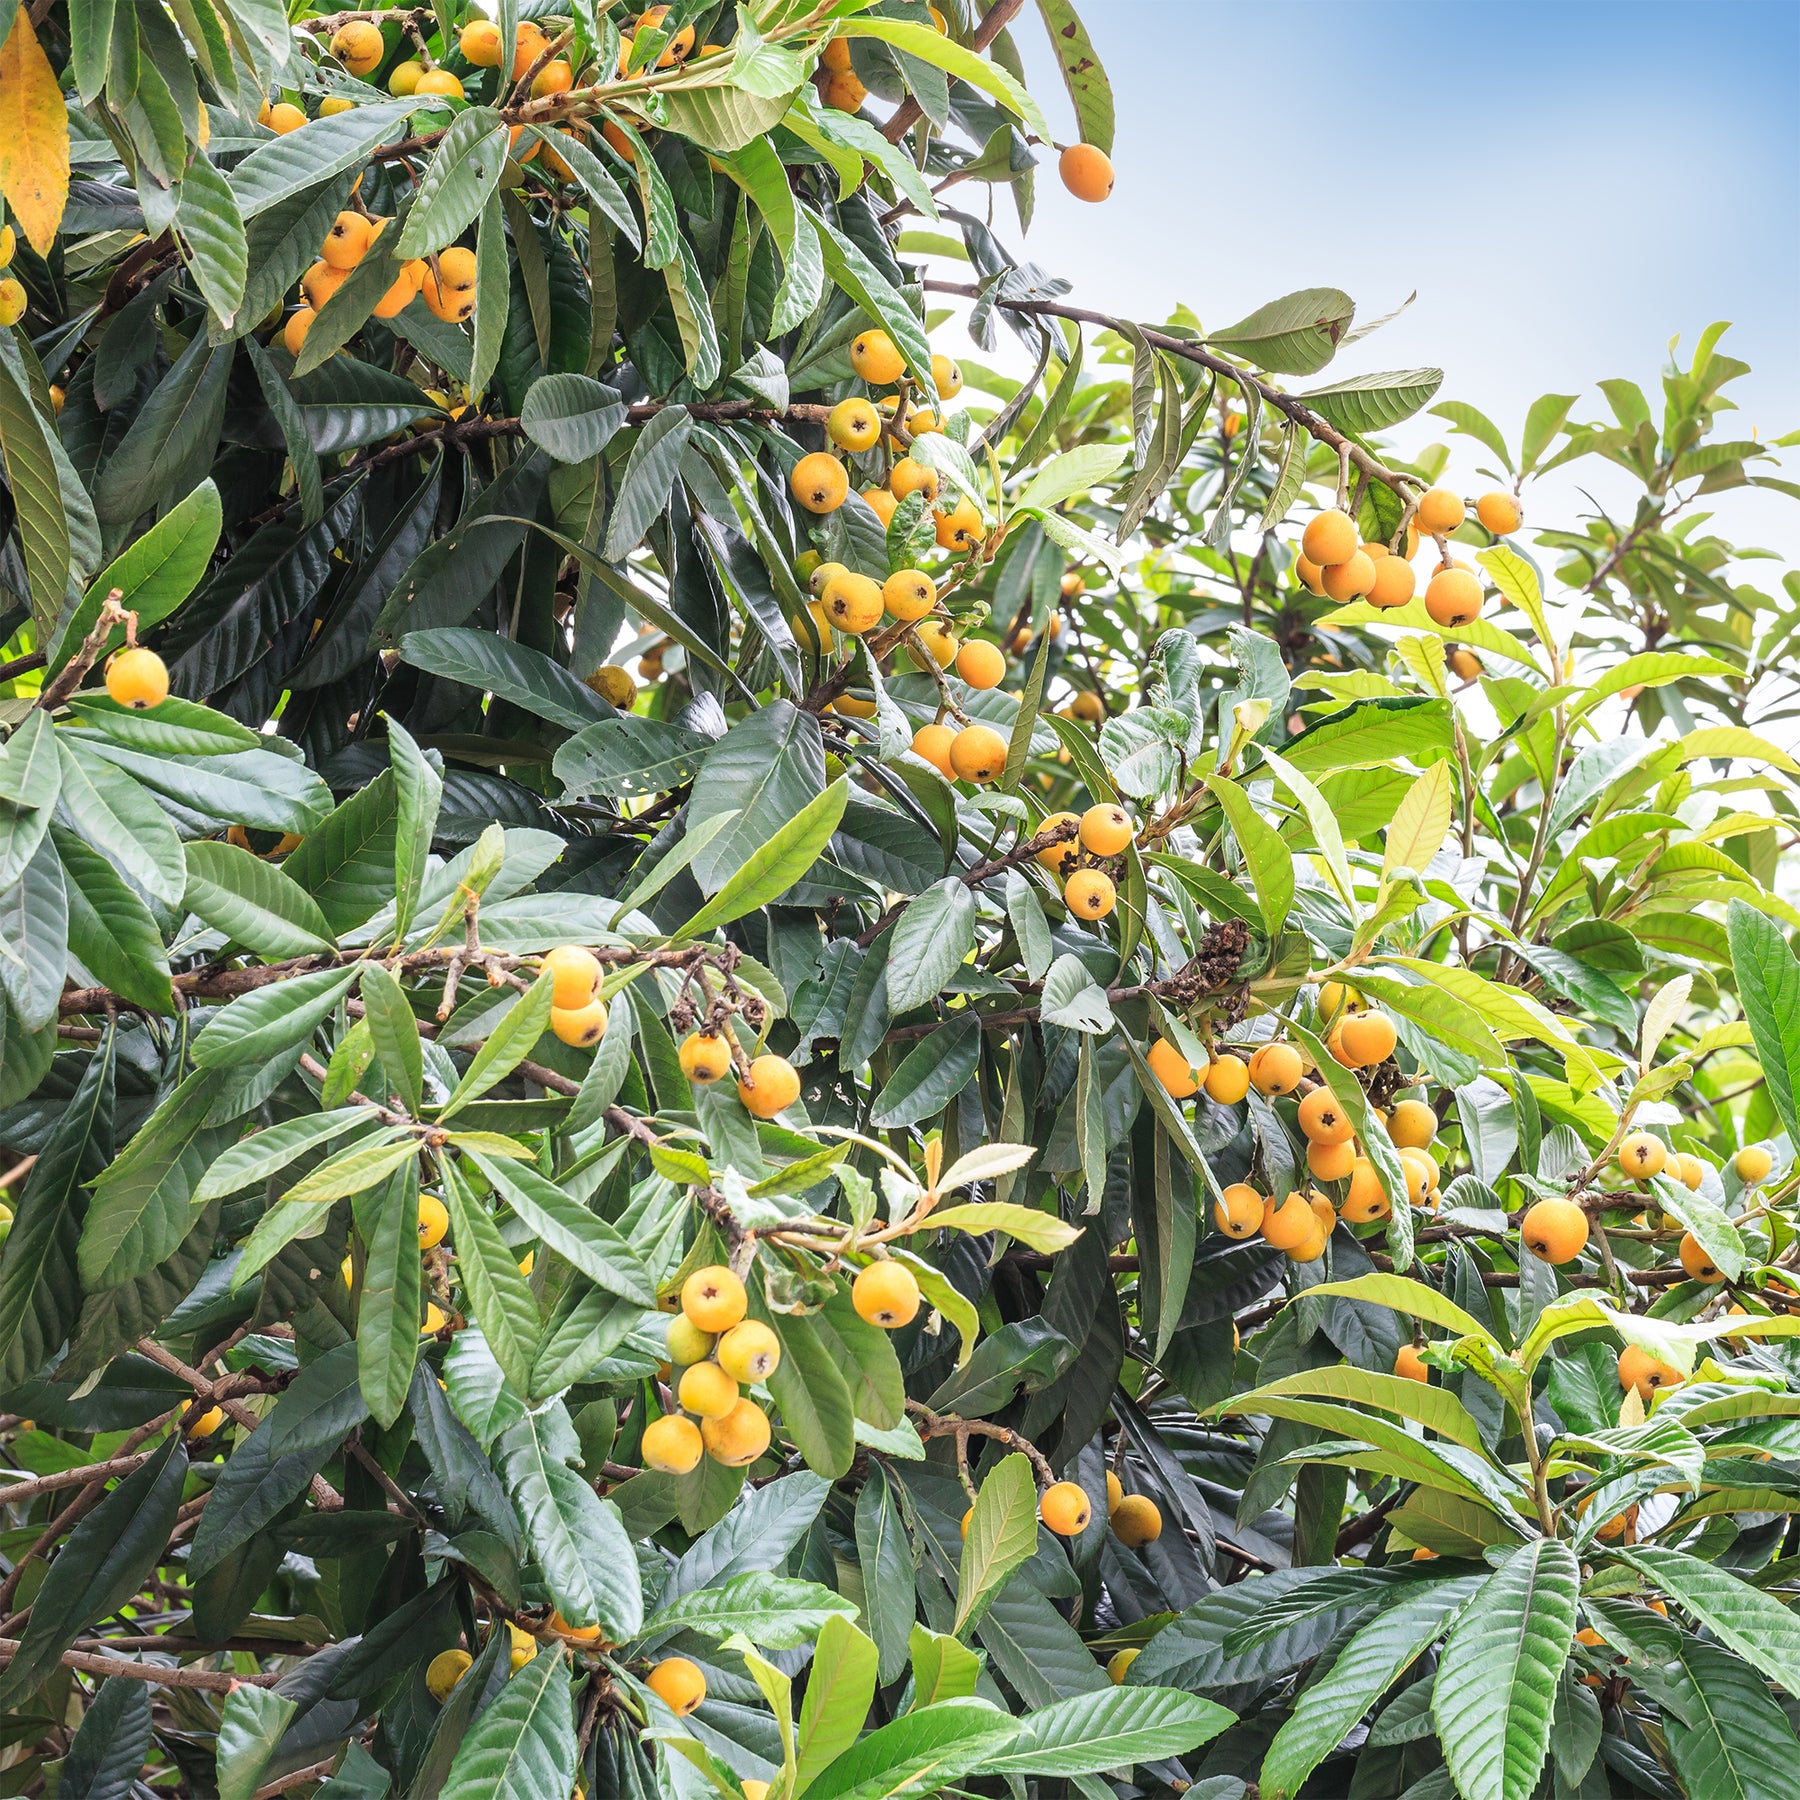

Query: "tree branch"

xmin=922 ymin=281 xmax=1424 ymax=504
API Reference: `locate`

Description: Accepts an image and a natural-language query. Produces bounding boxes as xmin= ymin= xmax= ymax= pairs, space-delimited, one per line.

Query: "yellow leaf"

xmin=1382 ymin=761 xmax=1454 ymax=881
xmin=0 ymin=12 xmax=68 ymax=257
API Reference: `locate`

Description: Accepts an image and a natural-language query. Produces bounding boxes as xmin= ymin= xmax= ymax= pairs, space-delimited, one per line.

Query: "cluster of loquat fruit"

xmin=283 ymin=219 xmax=478 ymax=358
xmin=644 ymin=1256 xmax=922 ymax=1481
xmin=1029 ymin=800 xmax=1135 ymax=922
xmin=790 ymin=330 xmax=977 ymax=537
xmin=1149 ymin=987 xmax=1437 ymax=1269
xmin=1293 ymin=485 xmax=1524 ymax=664
xmin=645 ymin=1265 xmax=778 ymax=1475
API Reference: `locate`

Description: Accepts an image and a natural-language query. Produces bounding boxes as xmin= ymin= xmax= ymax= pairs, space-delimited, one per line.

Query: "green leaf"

xmin=1664 ymin=1640 xmax=1800 ymax=1800
xmin=1621 ymin=1545 xmax=1800 ymax=1694
xmin=1260 ymin=1578 xmax=1479 ymax=1798
xmin=79 ymin=740 xmax=331 ymax=839
xmin=1014 ymin=443 xmax=1130 ymax=513
xmin=1430 ymin=399 xmax=1515 ymax=473
xmin=837 ymin=19 xmax=1051 ymax=140
xmin=992 ymin=1686 xmax=1233 ymax=1776
xmin=676 ymin=779 xmax=851 ymax=938
xmin=796 ymin=1612 xmax=880 ymax=1794
xmin=661 ymin=77 xmax=802 ymax=154
xmin=59 ymin=1671 xmax=151 ymax=1800
xmin=496 ymin=1403 xmax=642 ymax=1637
xmin=439 ymin=971 xmax=555 ymax=1120
xmin=1203 ymin=774 xmax=1292 ymax=938
xmin=602 ymin=406 xmax=693 ymax=560
xmin=803 ymin=1698 xmax=1020 ymax=1800
xmin=955 ymin=1452 xmax=1039 ymax=1637
xmin=439 ymin=1647 xmax=576 ymax=1800
xmin=279 ymin=1129 xmax=418 ymax=1207
xmin=76 ymin=1065 xmax=234 ymax=1281
xmin=182 ymin=839 xmax=334 ymax=958
xmin=1728 ymin=898 xmax=1800 ymax=1148
xmin=399 ymin=626 xmax=609 ymax=734
xmin=243 ymin=336 xmax=322 ymax=524
xmin=0 ymin=1029 xmax=111 ymax=1384
xmin=355 ymin=962 xmax=422 ymax=1117
xmin=869 ymin=1016 xmax=980 ymax=1128
xmin=385 ymin=716 xmax=440 ymax=948
xmin=1380 ymin=760 xmax=1455 ymax=881
xmin=394 ymin=106 xmax=508 ymax=257
xmin=215 ymin=1685 xmax=299 ymax=1800
xmin=229 ymin=100 xmax=427 ymax=218
xmin=442 ymin=1160 xmax=539 ymax=1395
xmin=0 ymin=1437 xmax=187 ymax=1706
xmin=518 ymin=372 xmax=628 ymax=463
xmin=886 ymin=878 xmax=976 ymax=1013
xmin=1302 ymin=368 xmax=1444 ymax=433
xmin=1224 ymin=1364 xmax=1490 ymax=1455
xmin=54 ymin=824 xmax=174 ymax=1015
xmin=0 ymin=710 xmax=59 ymax=894
xmin=53 ymin=737 xmax=181 ymax=907
xmin=193 ymin=963 xmax=357 ymax=1070
xmin=353 ymin=1162 xmax=422 ymax=1430
xmin=926 ymin=1203 xmax=1080 ymax=1256
xmin=685 ymin=699 xmax=826 ymax=894
xmin=0 ymin=834 xmax=65 ymax=1032
xmin=1208 ymin=288 xmax=1356 ymax=376
xmin=196 ymin=1108 xmax=375 ymax=1204
xmin=853 ymin=1469 xmax=914 ymax=1684
xmin=761 ymin=1303 xmax=856 ymax=1479
xmin=0 ymin=335 xmax=69 ymax=634
xmin=175 ymin=148 xmax=248 ymax=328
xmin=1432 ymin=1541 xmax=1580 ymax=1800
xmin=645 ymin=1572 xmax=856 ymax=1650
xmin=51 ymin=477 xmax=221 ymax=666
xmin=464 ymin=1147 xmax=654 ymax=1305
xmin=910 ymin=1622 xmax=981 ymax=1706
xmin=469 ymin=185 xmax=507 ymax=405
xmin=521 ymin=123 xmax=637 ymax=248
xmin=1031 ymin=0 xmax=1114 ymax=153
xmin=1299 ymin=1273 xmax=1497 ymax=1347
xmin=553 ymin=714 xmax=712 ymax=801
xmin=93 ymin=329 xmax=233 ymax=531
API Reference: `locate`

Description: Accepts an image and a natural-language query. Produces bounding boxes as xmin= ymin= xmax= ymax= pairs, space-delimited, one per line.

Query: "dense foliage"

xmin=0 ymin=1 xmax=1798 ymax=1797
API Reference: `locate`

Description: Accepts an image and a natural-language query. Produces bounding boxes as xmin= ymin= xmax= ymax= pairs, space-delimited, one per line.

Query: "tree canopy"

xmin=0 ymin=2 xmax=1798 ymax=1798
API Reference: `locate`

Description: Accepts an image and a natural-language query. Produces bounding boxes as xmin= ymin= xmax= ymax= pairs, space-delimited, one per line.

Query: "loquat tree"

xmin=0 ymin=1 xmax=1796 ymax=1797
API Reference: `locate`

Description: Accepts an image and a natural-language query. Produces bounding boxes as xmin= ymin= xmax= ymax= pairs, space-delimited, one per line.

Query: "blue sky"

xmin=965 ymin=0 xmax=1799 ymax=559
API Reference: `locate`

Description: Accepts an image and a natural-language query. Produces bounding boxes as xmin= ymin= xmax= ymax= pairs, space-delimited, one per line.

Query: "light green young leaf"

xmin=438 ymin=972 xmax=555 ymax=1120
xmin=954 ymin=1451 xmax=1039 ymax=1637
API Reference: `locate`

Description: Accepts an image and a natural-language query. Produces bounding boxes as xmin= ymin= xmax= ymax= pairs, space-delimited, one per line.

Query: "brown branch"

xmin=906 ymin=1400 xmax=1054 ymax=1486
xmin=0 ymin=1453 xmax=150 ymax=1510
xmin=922 ymin=282 xmax=1423 ymax=504
xmin=0 ymin=1639 xmax=280 ymax=1693
xmin=0 ymin=1404 xmax=187 ymax=1614
xmin=1334 ymin=1490 xmax=1402 ymax=1555
xmin=133 ymin=1339 xmax=344 ymax=1511
xmin=880 ymin=0 xmax=1025 ymax=144
xmin=854 ymin=818 xmax=1079 ymax=948
xmin=0 ymin=651 xmax=45 ymax=685
xmin=37 ymin=590 xmax=124 ymax=709
xmin=60 ymin=939 xmax=725 ymax=1021
xmin=254 ymin=1756 xmax=348 ymax=1800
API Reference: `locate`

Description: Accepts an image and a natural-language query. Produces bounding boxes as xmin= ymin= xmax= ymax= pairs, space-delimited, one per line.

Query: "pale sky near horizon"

xmin=936 ymin=0 xmax=1800 ymax=586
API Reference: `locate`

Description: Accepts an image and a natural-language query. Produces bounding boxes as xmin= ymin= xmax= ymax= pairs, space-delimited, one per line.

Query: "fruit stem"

xmin=36 ymin=589 xmax=127 ymax=714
